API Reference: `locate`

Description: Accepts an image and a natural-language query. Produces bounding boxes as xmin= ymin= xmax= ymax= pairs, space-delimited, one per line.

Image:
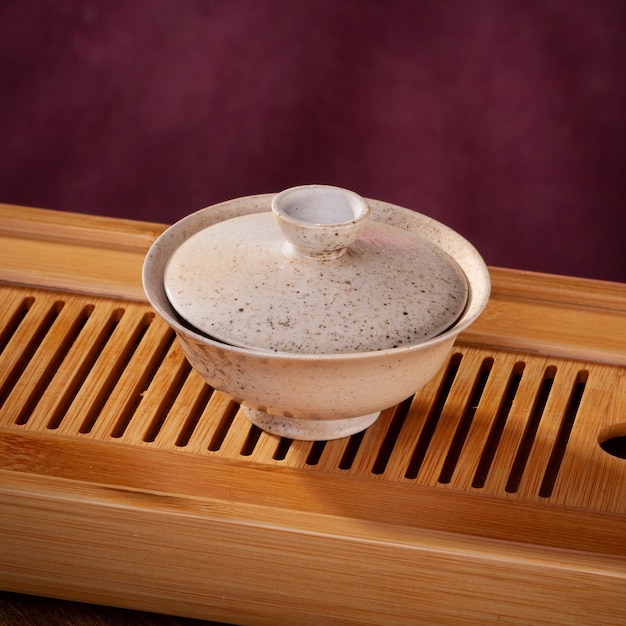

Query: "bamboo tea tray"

xmin=1 ymin=204 xmax=625 ymax=625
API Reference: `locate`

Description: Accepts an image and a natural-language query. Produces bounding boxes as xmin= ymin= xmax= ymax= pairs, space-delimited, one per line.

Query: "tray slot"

xmin=471 ymin=360 xmax=525 ymax=489
xmin=538 ymin=369 xmax=588 ymax=498
xmin=0 ymin=293 xmax=64 ymax=416
xmin=504 ymin=364 xmax=557 ymax=494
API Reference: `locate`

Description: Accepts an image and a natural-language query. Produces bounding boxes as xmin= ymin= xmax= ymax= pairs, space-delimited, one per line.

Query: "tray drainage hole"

xmin=598 ymin=424 xmax=626 ymax=460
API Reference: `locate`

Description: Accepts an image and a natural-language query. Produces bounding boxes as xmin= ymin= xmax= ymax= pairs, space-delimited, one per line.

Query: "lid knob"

xmin=272 ymin=185 xmax=371 ymax=259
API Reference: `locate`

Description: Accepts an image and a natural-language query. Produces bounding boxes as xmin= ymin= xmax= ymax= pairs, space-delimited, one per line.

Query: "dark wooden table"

xmin=0 ymin=591 xmax=227 ymax=626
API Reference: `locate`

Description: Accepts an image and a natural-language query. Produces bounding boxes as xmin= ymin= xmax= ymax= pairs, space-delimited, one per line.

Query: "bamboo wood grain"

xmin=1 ymin=469 xmax=625 ymax=626
xmin=1 ymin=203 xmax=626 ymax=625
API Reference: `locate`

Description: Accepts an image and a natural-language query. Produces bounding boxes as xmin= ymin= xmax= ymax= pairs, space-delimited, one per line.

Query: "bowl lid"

xmin=164 ymin=185 xmax=468 ymax=354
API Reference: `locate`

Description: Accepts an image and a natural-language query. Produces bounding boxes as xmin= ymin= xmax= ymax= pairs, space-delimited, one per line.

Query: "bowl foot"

xmin=242 ymin=407 xmax=380 ymax=441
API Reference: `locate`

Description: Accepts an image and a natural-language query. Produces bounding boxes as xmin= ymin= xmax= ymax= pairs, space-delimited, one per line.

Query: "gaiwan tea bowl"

xmin=143 ymin=185 xmax=490 ymax=441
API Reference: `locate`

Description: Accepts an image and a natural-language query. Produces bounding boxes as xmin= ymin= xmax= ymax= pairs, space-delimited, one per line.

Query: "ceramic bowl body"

xmin=143 ymin=193 xmax=490 ymax=440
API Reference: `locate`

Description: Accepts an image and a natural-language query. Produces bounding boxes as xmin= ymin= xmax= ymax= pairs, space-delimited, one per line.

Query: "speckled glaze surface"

xmin=143 ymin=188 xmax=491 ymax=440
xmin=164 ymin=185 xmax=468 ymax=354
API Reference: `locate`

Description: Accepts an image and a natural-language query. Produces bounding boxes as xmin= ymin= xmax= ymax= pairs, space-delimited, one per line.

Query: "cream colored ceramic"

xmin=143 ymin=187 xmax=490 ymax=440
xmin=163 ymin=185 xmax=468 ymax=354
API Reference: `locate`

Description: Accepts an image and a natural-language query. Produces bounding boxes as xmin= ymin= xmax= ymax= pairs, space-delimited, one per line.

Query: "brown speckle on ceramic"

xmin=164 ymin=185 xmax=468 ymax=354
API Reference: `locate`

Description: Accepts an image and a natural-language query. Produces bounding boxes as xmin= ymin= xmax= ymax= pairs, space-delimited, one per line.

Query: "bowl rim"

xmin=143 ymin=192 xmax=491 ymax=362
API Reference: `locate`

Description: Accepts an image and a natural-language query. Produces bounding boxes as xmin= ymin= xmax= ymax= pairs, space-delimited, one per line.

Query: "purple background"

xmin=1 ymin=1 xmax=625 ymax=281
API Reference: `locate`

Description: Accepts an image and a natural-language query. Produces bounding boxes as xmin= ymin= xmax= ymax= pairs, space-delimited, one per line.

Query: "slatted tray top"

xmin=1 ymin=281 xmax=625 ymax=546
xmin=0 ymin=204 xmax=625 ymax=625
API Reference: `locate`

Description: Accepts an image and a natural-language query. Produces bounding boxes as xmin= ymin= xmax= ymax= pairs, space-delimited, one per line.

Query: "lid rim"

xmin=164 ymin=200 xmax=469 ymax=355
xmin=143 ymin=189 xmax=490 ymax=361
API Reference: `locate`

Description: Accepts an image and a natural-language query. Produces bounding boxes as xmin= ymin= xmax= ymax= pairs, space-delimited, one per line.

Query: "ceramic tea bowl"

xmin=143 ymin=186 xmax=490 ymax=440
